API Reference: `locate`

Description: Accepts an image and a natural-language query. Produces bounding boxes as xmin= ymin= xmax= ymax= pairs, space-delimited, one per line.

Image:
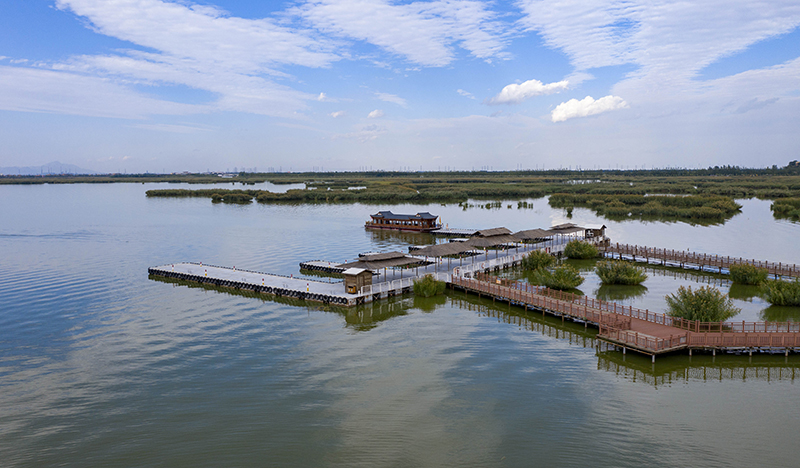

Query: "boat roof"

xmin=370 ymin=211 xmax=438 ymax=220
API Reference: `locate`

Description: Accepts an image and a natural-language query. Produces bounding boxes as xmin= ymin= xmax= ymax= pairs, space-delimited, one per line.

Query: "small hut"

xmin=343 ymin=268 xmax=372 ymax=294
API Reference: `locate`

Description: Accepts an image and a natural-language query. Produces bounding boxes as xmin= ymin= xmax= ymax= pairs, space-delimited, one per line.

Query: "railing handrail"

xmin=457 ymin=273 xmax=800 ymax=334
xmin=601 ymin=243 xmax=800 ymax=276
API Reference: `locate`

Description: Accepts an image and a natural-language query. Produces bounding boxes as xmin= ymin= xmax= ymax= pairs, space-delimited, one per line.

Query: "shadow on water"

xmin=598 ymin=351 xmax=800 ymax=387
xmin=367 ymin=229 xmax=436 ymax=246
xmin=448 ymin=291 xmax=800 ymax=385
xmin=150 ymin=275 xmax=424 ymax=331
xmin=760 ymin=305 xmax=800 ymax=322
xmin=595 ymin=284 xmax=648 ymax=301
xmin=151 ymin=276 xmax=800 ymax=383
xmin=728 ymin=283 xmax=762 ymax=301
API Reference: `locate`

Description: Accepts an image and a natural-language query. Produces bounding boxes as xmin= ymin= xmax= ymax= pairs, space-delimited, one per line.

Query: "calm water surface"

xmin=1 ymin=183 xmax=799 ymax=467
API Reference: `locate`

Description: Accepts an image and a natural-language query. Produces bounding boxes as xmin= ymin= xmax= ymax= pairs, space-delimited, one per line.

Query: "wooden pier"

xmin=601 ymin=243 xmax=800 ymax=278
xmin=451 ymin=273 xmax=800 ymax=359
xmin=298 ymin=260 xmax=346 ymax=274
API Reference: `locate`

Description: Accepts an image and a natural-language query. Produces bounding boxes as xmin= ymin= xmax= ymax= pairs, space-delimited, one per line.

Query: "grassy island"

xmin=595 ymin=261 xmax=648 ymax=285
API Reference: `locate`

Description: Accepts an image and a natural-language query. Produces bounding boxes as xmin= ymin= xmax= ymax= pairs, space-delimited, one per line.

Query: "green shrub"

xmin=531 ymin=265 xmax=584 ymax=290
xmin=521 ymin=250 xmax=555 ymax=271
xmin=595 ymin=260 xmax=648 ymax=285
xmin=413 ymin=275 xmax=446 ymax=297
xmin=729 ymin=263 xmax=768 ymax=285
xmin=563 ymin=240 xmax=599 ymax=259
xmin=760 ymin=279 xmax=800 ymax=306
xmin=666 ymin=286 xmax=740 ymax=322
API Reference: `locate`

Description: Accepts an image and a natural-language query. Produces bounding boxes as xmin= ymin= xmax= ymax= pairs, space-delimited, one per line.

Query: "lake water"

xmin=2 ymin=183 xmax=800 ymax=467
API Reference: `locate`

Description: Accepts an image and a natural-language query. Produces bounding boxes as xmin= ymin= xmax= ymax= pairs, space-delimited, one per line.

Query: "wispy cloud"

xmin=486 ymin=79 xmax=569 ymax=105
xmin=130 ymin=123 xmax=213 ymax=133
xmin=0 ymin=66 xmax=204 ymax=118
xmin=457 ymin=89 xmax=475 ymax=99
xmin=48 ymin=0 xmax=341 ymax=117
xmin=330 ymin=110 xmax=346 ymax=118
xmin=375 ymin=92 xmax=407 ymax=107
xmin=295 ymin=0 xmax=510 ymax=66
xmin=334 ymin=124 xmax=387 ymax=142
xmin=368 ymin=109 xmax=384 ymax=118
xmin=551 ymin=95 xmax=628 ymax=122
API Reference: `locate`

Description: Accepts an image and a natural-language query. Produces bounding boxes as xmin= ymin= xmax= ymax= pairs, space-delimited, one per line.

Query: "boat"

xmin=365 ymin=211 xmax=442 ymax=233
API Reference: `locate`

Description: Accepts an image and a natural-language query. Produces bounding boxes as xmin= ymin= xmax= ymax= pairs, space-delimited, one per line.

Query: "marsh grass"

xmin=133 ymin=169 xmax=800 ymax=213
xmin=549 ymin=193 xmax=742 ymax=222
xmin=521 ymin=250 xmax=556 ymax=271
xmin=771 ymin=198 xmax=800 ymax=221
xmin=729 ymin=263 xmax=768 ymax=285
xmin=413 ymin=275 xmax=446 ymax=297
xmin=595 ymin=260 xmax=648 ymax=285
xmin=530 ymin=265 xmax=584 ymax=290
xmin=563 ymin=240 xmax=599 ymax=259
xmin=665 ymin=286 xmax=740 ymax=322
xmin=760 ymin=279 xmax=800 ymax=306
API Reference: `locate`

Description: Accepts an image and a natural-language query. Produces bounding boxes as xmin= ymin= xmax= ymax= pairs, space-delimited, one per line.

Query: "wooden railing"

xmin=686 ymin=333 xmax=800 ymax=348
xmin=599 ymin=325 xmax=688 ymax=352
xmin=468 ymin=272 xmax=800 ymax=335
xmin=601 ymin=243 xmax=800 ymax=278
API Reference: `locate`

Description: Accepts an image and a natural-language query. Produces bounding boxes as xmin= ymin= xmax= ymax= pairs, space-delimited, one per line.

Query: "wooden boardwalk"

xmin=451 ymin=274 xmax=800 ymax=358
xmin=601 ymin=243 xmax=800 ymax=278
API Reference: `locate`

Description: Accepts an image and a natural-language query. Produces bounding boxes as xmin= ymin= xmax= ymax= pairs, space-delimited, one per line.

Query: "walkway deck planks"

xmin=601 ymin=243 xmax=800 ymax=278
xmin=451 ymin=274 xmax=800 ymax=358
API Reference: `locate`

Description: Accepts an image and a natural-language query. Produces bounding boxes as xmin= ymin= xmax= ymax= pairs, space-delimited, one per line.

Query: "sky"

xmin=1 ymin=0 xmax=799 ymax=173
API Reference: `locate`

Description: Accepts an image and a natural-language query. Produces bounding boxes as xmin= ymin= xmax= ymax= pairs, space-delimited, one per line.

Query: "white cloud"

xmin=457 ymin=89 xmax=475 ymax=99
xmin=517 ymin=0 xmax=800 ymax=97
xmin=0 ymin=66 xmax=204 ymax=118
xmin=47 ymin=0 xmax=341 ymax=118
xmin=486 ymin=79 xmax=569 ymax=105
xmin=330 ymin=110 xmax=346 ymax=118
xmin=334 ymin=124 xmax=387 ymax=142
xmin=295 ymin=0 xmax=510 ymax=66
xmin=318 ymin=92 xmax=327 ymax=101
xmin=368 ymin=109 xmax=384 ymax=118
xmin=551 ymin=95 xmax=628 ymax=122
xmin=375 ymin=92 xmax=407 ymax=107
xmin=130 ymin=123 xmax=212 ymax=133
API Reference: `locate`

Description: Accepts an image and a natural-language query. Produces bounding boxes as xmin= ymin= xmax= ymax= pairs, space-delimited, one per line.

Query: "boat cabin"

xmin=365 ymin=211 xmax=441 ymax=232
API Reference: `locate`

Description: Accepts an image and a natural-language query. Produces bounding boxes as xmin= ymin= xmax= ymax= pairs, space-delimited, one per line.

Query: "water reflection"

xmin=150 ymin=275 xmax=429 ymax=332
xmin=449 ymin=293 xmax=800 ymax=385
xmin=368 ymin=229 xmax=436 ymax=246
xmin=598 ymin=352 xmax=800 ymax=387
xmin=760 ymin=305 xmax=800 ymax=322
xmin=344 ymin=297 xmax=413 ymax=331
xmin=595 ymin=284 xmax=648 ymax=301
xmin=414 ymin=294 xmax=448 ymax=312
xmin=728 ymin=283 xmax=761 ymax=301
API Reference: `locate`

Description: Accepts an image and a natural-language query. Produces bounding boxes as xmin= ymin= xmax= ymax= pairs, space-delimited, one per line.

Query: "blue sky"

xmin=1 ymin=0 xmax=799 ymax=173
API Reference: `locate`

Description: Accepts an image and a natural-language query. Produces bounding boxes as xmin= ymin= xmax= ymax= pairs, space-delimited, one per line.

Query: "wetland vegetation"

xmin=595 ymin=260 xmax=648 ymax=285
xmin=530 ymin=264 xmax=585 ymax=290
xmin=412 ymin=274 xmax=447 ymax=297
xmin=563 ymin=240 xmax=600 ymax=259
xmin=760 ymin=279 xmax=800 ymax=307
xmin=729 ymin=264 xmax=769 ymax=285
xmin=520 ymin=250 xmax=556 ymax=271
xmin=8 ymin=166 xmax=800 ymax=225
xmin=666 ymin=286 xmax=741 ymax=322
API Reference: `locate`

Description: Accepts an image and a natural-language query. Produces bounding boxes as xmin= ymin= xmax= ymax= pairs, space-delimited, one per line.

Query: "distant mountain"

xmin=0 ymin=161 xmax=96 ymax=175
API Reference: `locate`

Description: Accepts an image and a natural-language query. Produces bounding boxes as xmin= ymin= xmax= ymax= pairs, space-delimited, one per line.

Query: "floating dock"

xmin=452 ymin=273 xmax=800 ymax=360
xmin=298 ymin=260 xmax=346 ymax=274
xmin=602 ymin=243 xmax=800 ymax=278
xmin=430 ymin=228 xmax=479 ymax=237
